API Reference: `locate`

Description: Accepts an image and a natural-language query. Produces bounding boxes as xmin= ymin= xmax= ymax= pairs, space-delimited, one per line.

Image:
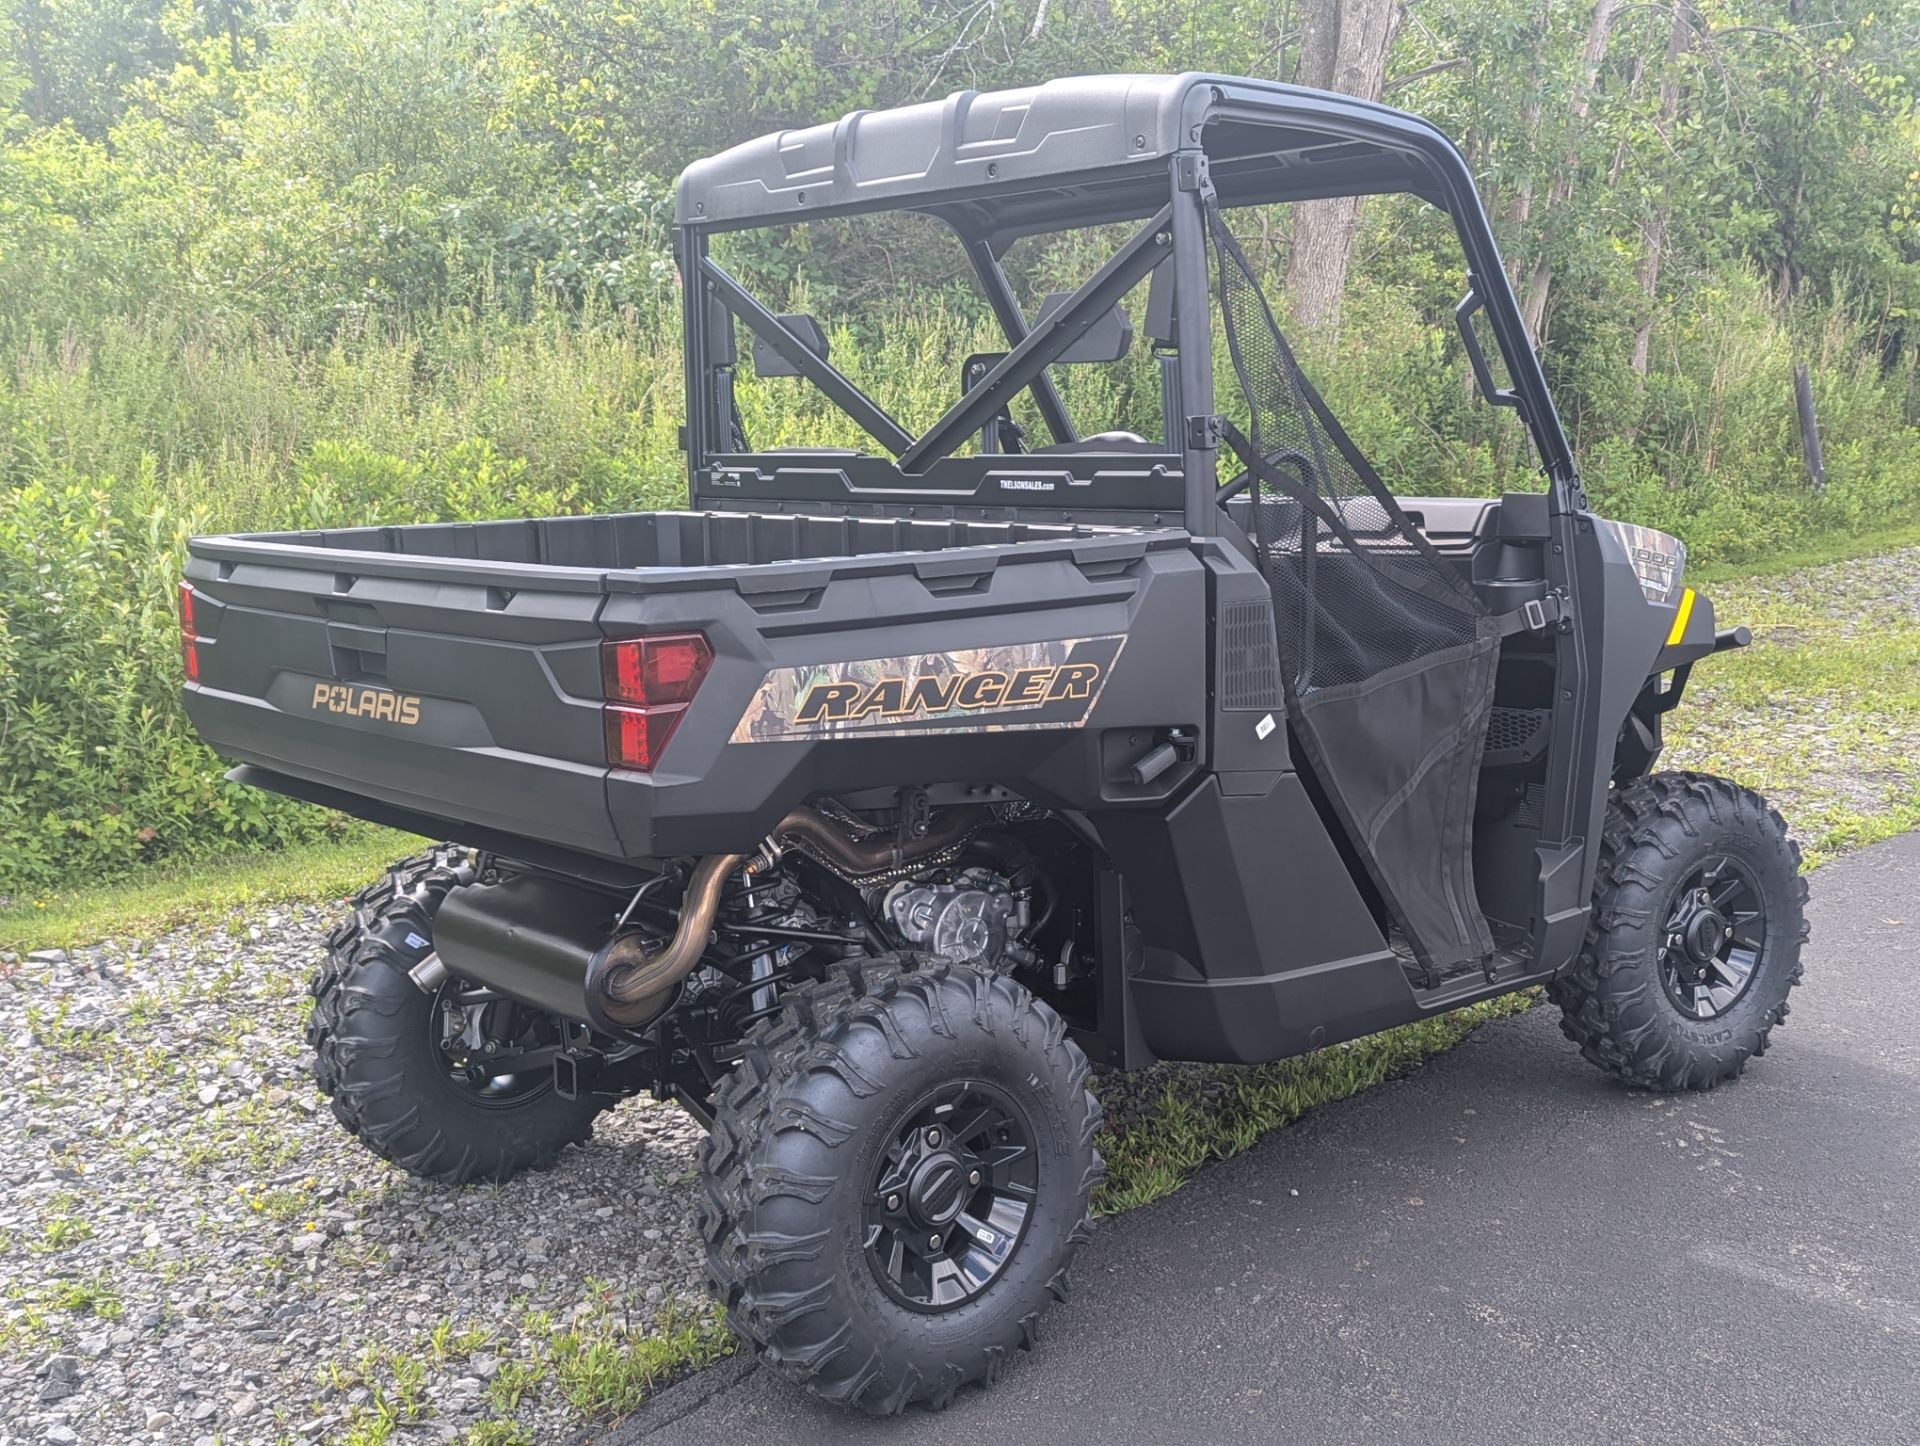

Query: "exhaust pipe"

xmin=769 ymin=802 xmax=993 ymax=881
xmin=433 ymin=859 xmax=751 ymax=1035
xmin=582 ymin=852 xmax=750 ymax=1032
xmin=433 ymin=802 xmax=995 ymax=1036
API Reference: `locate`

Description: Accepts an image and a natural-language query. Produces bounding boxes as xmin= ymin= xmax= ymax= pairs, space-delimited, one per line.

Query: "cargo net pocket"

xmin=1209 ymin=206 xmax=1497 ymax=973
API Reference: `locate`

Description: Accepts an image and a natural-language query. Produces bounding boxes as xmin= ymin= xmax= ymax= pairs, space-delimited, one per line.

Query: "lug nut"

xmin=925 ymin=1128 xmax=941 ymax=1146
xmin=886 ymin=1194 xmax=901 ymax=1212
xmin=968 ymin=1170 xmax=981 ymax=1186
xmin=929 ymin=1233 xmax=943 ymax=1249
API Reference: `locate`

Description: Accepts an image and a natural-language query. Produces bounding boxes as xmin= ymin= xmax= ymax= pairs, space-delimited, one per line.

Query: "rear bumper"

xmin=186 ymin=680 xmax=632 ymax=864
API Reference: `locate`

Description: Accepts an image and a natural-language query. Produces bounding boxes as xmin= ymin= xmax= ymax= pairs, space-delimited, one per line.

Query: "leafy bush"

xmin=0 ymin=473 xmax=317 ymax=891
xmin=0 ymin=305 xmax=691 ymax=893
xmin=2 ymin=266 xmax=1911 ymax=894
xmin=0 ymin=0 xmax=1914 ymax=893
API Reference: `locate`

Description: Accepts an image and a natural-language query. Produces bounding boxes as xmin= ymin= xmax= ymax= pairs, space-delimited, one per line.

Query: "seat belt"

xmin=1489 ymin=592 xmax=1568 ymax=637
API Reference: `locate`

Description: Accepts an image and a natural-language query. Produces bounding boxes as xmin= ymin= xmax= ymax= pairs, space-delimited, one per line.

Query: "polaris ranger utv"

xmin=180 ymin=73 xmax=1806 ymax=1414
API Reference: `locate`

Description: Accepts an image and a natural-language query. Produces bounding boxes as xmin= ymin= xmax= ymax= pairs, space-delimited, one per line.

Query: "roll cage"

xmin=673 ymin=72 xmax=1583 ymax=534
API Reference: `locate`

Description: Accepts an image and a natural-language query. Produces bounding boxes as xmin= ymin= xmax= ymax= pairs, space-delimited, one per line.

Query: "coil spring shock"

xmin=705 ymin=879 xmax=816 ymax=1036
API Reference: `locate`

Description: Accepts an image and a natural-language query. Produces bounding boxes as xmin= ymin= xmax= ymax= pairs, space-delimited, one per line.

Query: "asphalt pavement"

xmin=601 ymin=832 xmax=1920 ymax=1446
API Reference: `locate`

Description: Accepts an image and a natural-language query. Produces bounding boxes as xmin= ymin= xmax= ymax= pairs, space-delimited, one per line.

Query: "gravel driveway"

xmin=1 ymin=908 xmax=712 ymax=1444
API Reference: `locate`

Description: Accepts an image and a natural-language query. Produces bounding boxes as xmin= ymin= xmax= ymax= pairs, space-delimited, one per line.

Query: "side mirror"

xmin=1033 ymin=292 xmax=1134 ymax=364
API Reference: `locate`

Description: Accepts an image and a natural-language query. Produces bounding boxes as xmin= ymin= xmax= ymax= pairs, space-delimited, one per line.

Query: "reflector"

xmin=180 ymin=582 xmax=201 ymax=683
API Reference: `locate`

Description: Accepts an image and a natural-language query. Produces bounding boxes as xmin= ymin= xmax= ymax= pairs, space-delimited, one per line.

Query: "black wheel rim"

xmin=1659 ymin=855 xmax=1768 ymax=1020
xmin=863 ymin=1080 xmax=1039 ymax=1313
xmin=429 ymin=980 xmax=557 ymax=1108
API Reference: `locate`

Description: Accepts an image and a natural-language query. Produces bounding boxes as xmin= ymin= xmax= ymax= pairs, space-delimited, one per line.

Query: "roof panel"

xmin=677 ymin=74 xmax=1197 ymax=226
xmin=674 ymin=72 xmax=1461 ymax=231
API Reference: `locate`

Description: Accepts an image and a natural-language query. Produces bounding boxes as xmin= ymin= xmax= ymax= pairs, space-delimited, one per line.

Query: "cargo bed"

xmin=182 ymin=510 xmax=1198 ymax=876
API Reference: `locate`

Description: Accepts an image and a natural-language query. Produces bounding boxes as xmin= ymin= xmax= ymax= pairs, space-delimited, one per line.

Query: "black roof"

xmin=674 ymin=72 xmax=1463 ymax=238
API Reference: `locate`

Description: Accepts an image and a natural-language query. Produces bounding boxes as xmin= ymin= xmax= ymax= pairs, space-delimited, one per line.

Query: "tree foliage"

xmin=0 ymin=0 xmax=1916 ymax=890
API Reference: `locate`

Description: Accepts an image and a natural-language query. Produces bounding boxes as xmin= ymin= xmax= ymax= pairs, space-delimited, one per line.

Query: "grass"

xmin=1666 ymin=546 xmax=1920 ymax=865
xmin=1686 ymin=520 xmax=1920 ymax=584
xmin=0 ymin=824 xmax=421 ymax=954
xmin=317 ymin=1299 xmax=734 ymax=1444
xmin=549 ymin=1304 xmax=736 ymax=1416
xmin=1094 ymin=991 xmax=1537 ymax=1213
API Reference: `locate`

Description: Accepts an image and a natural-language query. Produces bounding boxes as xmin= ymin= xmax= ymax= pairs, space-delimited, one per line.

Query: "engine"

xmin=633 ymin=800 xmax=1088 ymax=1124
xmin=875 ymin=865 xmax=1039 ymax=973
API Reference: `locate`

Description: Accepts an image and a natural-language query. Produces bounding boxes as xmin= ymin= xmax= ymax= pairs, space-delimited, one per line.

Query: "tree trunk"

xmin=1294 ymin=0 xmax=1341 ymax=92
xmin=1792 ymin=362 xmax=1827 ymax=495
xmin=1502 ymin=8 xmax=1549 ymax=290
xmin=1285 ymin=0 xmax=1403 ymax=336
xmin=1777 ymin=165 xmax=1808 ymax=301
xmin=17 ymin=0 xmax=53 ymax=125
xmin=1631 ymin=4 xmax=1692 ymax=377
xmin=1519 ymin=0 xmax=1617 ymax=343
xmin=1609 ymin=54 xmax=1645 ymax=187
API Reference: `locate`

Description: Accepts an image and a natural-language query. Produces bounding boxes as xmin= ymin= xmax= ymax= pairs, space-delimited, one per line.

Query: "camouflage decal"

xmin=731 ymin=635 xmax=1125 ymax=743
xmin=1598 ymin=519 xmax=1687 ymax=603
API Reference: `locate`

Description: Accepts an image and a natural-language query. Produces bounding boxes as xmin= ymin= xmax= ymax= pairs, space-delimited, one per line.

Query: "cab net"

xmin=1208 ymin=204 xmax=1497 ymax=973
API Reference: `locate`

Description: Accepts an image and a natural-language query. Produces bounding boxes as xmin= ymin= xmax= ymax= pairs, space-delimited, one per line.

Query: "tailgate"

xmin=182 ymin=538 xmax=621 ymax=858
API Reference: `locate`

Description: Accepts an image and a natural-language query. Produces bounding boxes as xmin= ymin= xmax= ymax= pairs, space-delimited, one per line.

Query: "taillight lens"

xmin=602 ymin=633 xmax=713 ymax=707
xmin=604 ymin=704 xmax=687 ymax=771
xmin=179 ymin=581 xmax=201 ymax=683
xmin=600 ymin=633 xmax=712 ymax=770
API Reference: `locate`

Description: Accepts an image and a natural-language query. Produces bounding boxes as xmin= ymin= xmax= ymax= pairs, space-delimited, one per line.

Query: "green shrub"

xmin=0 ymin=472 xmax=324 ymax=891
xmin=0 ymin=266 xmax=1913 ymax=895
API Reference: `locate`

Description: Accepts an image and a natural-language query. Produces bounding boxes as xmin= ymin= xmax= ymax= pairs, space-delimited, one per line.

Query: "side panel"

xmin=1083 ymin=537 xmax=1414 ymax=1066
xmin=603 ymin=541 xmax=1210 ymax=854
xmin=1101 ymin=774 xmax=1407 ymax=1064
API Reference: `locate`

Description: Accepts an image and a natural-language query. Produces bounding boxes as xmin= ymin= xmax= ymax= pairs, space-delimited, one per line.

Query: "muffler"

xmin=432 ymin=871 xmax=614 ymax=1025
xmin=432 ymin=856 xmax=753 ymax=1035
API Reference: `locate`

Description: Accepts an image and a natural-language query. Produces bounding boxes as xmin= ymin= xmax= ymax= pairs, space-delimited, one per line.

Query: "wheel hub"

xmin=1681 ymin=904 xmax=1731 ymax=968
xmin=906 ymin=1153 xmax=971 ymax=1228
xmin=1658 ymin=857 xmax=1767 ymax=1020
xmin=863 ymin=1081 xmax=1039 ymax=1312
xmin=430 ymin=982 xmax=557 ymax=1107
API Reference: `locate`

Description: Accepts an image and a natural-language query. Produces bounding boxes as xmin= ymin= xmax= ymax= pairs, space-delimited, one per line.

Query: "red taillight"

xmin=602 ymin=633 xmax=713 ymax=707
xmin=179 ymin=581 xmax=201 ymax=683
xmin=604 ymin=703 xmax=687 ymax=771
xmin=600 ymin=633 xmax=712 ymax=771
